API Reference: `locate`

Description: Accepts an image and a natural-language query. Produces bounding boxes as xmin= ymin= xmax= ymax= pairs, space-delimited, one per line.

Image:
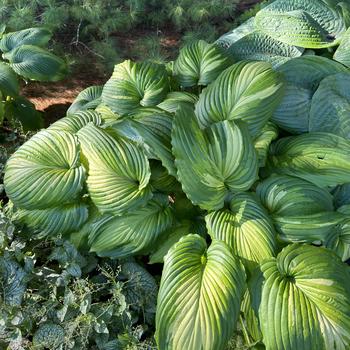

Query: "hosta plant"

xmin=0 ymin=27 xmax=67 ymax=131
xmin=4 ymin=0 xmax=350 ymax=348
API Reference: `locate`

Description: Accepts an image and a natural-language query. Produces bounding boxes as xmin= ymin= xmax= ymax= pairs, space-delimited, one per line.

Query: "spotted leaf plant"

xmin=4 ymin=1 xmax=350 ymax=347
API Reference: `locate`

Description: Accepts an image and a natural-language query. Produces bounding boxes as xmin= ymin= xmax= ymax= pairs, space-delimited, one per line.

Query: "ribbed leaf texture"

xmin=156 ymin=234 xmax=246 ymax=350
xmin=67 ymin=85 xmax=103 ymax=115
xmin=257 ymin=244 xmax=350 ymax=350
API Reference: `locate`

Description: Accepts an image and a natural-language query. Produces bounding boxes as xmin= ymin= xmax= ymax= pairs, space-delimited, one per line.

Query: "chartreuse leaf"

xmin=172 ymin=105 xmax=258 ymax=211
xmin=49 ymin=110 xmax=102 ymax=133
xmin=268 ymin=132 xmax=350 ymax=187
xmin=0 ymin=62 xmax=19 ymax=97
xmin=109 ymin=107 xmax=176 ymax=176
xmin=206 ymin=192 xmax=276 ymax=270
xmin=195 ymin=61 xmax=284 ymax=137
xmin=254 ymin=122 xmax=278 ymax=167
xmin=102 ymin=60 xmax=169 ymax=115
xmin=324 ymin=205 xmax=350 ymax=261
xmin=156 ymin=234 xmax=246 ymax=350
xmin=4 ymin=129 xmax=85 ymax=210
xmin=334 ymin=27 xmax=350 ymax=67
xmin=89 ymin=194 xmax=173 ymax=258
xmin=3 ymin=44 xmax=67 ymax=82
xmin=77 ymin=124 xmax=152 ymax=215
xmin=255 ymin=0 xmax=346 ymax=48
xmin=14 ymin=202 xmax=89 ymax=236
xmin=256 ymin=244 xmax=350 ymax=350
xmin=67 ymin=85 xmax=103 ymax=115
xmin=257 ymin=175 xmax=334 ymax=216
xmin=309 ymin=73 xmax=350 ymax=139
xmin=157 ymin=91 xmax=198 ymax=114
xmin=0 ymin=27 xmax=52 ymax=53
xmin=173 ymin=40 xmax=232 ymax=87
xmin=274 ymin=56 xmax=347 ymax=133
xmin=257 ymin=175 xmax=341 ymax=243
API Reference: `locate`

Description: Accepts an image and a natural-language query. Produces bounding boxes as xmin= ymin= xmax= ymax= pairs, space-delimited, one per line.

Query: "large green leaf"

xmin=254 ymin=122 xmax=278 ymax=168
xmin=101 ymin=60 xmax=169 ymax=115
xmin=195 ymin=61 xmax=285 ymax=137
xmin=172 ymin=105 xmax=258 ymax=211
xmin=333 ymin=183 xmax=350 ymax=208
xmin=257 ymin=175 xmax=334 ymax=216
xmin=77 ymin=124 xmax=152 ymax=215
xmin=109 ymin=107 xmax=176 ymax=176
xmin=67 ymin=85 xmax=103 ymax=116
xmin=157 ymin=91 xmax=198 ymax=114
xmin=268 ymin=132 xmax=350 ymax=187
xmin=256 ymin=244 xmax=350 ymax=350
xmin=309 ymin=72 xmax=350 ymax=138
xmin=205 ymin=192 xmax=277 ymax=270
xmin=14 ymin=202 xmax=89 ymax=236
xmin=156 ymin=234 xmax=246 ymax=350
xmin=0 ymin=62 xmax=18 ymax=97
xmin=324 ymin=205 xmax=350 ymax=261
xmin=49 ymin=110 xmax=102 ymax=133
xmin=224 ymin=30 xmax=303 ymax=67
xmin=173 ymin=40 xmax=233 ymax=87
xmin=334 ymin=27 xmax=350 ymax=67
xmin=89 ymin=194 xmax=173 ymax=258
xmin=3 ymin=44 xmax=67 ymax=82
xmin=0 ymin=27 xmax=52 ymax=53
xmin=4 ymin=129 xmax=85 ymax=210
xmin=274 ymin=56 xmax=347 ymax=133
xmin=255 ymin=0 xmax=346 ymax=48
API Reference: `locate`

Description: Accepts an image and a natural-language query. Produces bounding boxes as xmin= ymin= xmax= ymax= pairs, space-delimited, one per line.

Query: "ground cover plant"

xmin=3 ymin=0 xmax=350 ymax=349
xmin=0 ymin=26 xmax=67 ymax=131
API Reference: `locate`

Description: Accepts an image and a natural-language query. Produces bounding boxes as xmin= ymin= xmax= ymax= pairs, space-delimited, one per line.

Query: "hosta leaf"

xmin=274 ymin=56 xmax=347 ymax=133
xmin=268 ymin=132 xmax=350 ymax=187
xmin=216 ymin=18 xmax=256 ymax=48
xmin=224 ymin=30 xmax=303 ymax=67
xmin=334 ymin=27 xmax=350 ymax=67
xmin=89 ymin=194 xmax=173 ymax=258
xmin=95 ymin=103 xmax=119 ymax=123
xmin=49 ymin=110 xmax=102 ymax=133
xmin=4 ymin=129 xmax=85 ymax=210
xmin=257 ymin=175 xmax=334 ymax=216
xmin=14 ymin=202 xmax=89 ymax=236
xmin=195 ymin=61 xmax=285 ymax=137
xmin=333 ymin=183 xmax=350 ymax=208
xmin=309 ymin=72 xmax=350 ymax=138
xmin=3 ymin=44 xmax=67 ymax=82
xmin=0 ymin=257 xmax=26 ymax=306
xmin=67 ymin=85 xmax=103 ymax=115
xmin=77 ymin=124 xmax=152 ymax=215
xmin=241 ymin=290 xmax=262 ymax=343
xmin=101 ymin=60 xmax=169 ymax=115
xmin=149 ymin=220 xmax=205 ymax=264
xmin=273 ymin=211 xmax=344 ymax=243
xmin=157 ymin=91 xmax=198 ymax=114
xmin=257 ymin=244 xmax=350 ymax=350
xmin=173 ymin=40 xmax=232 ymax=87
xmin=110 ymin=107 xmax=176 ymax=176
xmin=255 ymin=0 xmax=346 ymax=48
xmin=325 ymin=205 xmax=350 ymax=261
xmin=254 ymin=122 xmax=278 ymax=168
xmin=0 ymin=27 xmax=52 ymax=53
xmin=156 ymin=234 xmax=246 ymax=350
xmin=149 ymin=161 xmax=179 ymax=193
xmin=205 ymin=192 xmax=277 ymax=270
xmin=4 ymin=96 xmax=43 ymax=131
xmin=0 ymin=62 xmax=18 ymax=97
xmin=172 ymin=105 xmax=258 ymax=211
